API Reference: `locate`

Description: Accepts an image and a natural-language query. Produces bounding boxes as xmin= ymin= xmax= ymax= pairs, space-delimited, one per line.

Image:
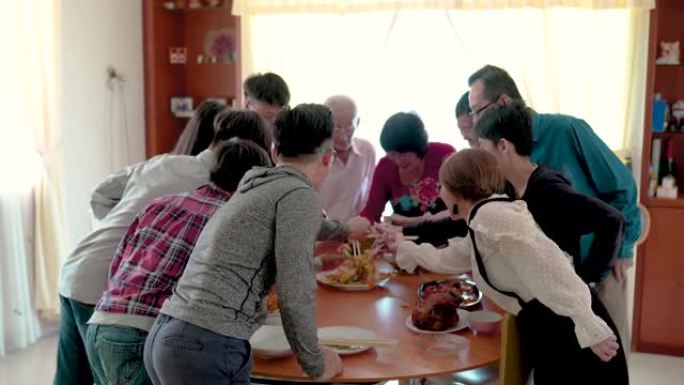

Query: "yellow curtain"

xmin=0 ymin=0 xmax=65 ymax=319
xmin=33 ymin=0 xmax=65 ymax=320
xmin=233 ymin=0 xmax=654 ymax=15
xmin=238 ymin=7 xmax=651 ymax=156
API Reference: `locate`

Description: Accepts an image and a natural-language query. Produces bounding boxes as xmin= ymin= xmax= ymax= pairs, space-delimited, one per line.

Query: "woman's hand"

xmin=316 ymin=347 xmax=343 ymax=381
xmin=385 ymin=213 xmax=428 ymax=227
xmin=611 ymin=259 xmax=633 ymax=283
xmin=373 ymin=222 xmax=402 ymax=235
xmin=590 ymin=335 xmax=620 ymax=362
xmin=383 ymin=232 xmax=406 ymax=255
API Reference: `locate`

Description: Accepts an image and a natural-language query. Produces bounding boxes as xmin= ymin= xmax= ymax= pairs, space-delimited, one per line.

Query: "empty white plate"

xmin=317 ymin=326 xmax=378 ymax=355
xmin=250 ymin=325 xmax=292 ymax=358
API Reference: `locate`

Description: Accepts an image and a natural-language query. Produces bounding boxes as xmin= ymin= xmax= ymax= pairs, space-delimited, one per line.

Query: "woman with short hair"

xmin=360 ymin=112 xmax=455 ymax=226
xmin=434 ymin=149 xmax=628 ymax=385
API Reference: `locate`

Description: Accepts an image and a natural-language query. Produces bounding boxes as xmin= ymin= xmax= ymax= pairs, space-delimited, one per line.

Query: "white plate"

xmin=315 ymin=271 xmax=389 ymax=291
xmin=249 ymin=325 xmax=292 ymax=358
xmin=318 ymin=326 xmax=378 ymax=355
xmin=405 ymin=309 xmax=471 ymax=334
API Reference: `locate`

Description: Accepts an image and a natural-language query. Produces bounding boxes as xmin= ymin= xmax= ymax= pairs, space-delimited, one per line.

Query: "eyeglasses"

xmin=469 ymin=100 xmax=496 ymax=117
xmin=316 ymin=144 xmax=338 ymax=159
xmin=333 ymin=123 xmax=355 ymax=134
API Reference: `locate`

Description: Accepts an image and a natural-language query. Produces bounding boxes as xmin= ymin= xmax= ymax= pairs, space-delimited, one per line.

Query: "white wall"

xmin=61 ymin=0 xmax=145 ymax=248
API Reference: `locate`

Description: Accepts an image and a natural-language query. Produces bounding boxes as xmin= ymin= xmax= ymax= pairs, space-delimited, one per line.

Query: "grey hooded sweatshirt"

xmin=160 ymin=165 xmax=325 ymax=378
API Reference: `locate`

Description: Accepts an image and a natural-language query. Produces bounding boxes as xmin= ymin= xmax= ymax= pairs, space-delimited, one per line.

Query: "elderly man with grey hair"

xmin=317 ymin=95 xmax=376 ymax=221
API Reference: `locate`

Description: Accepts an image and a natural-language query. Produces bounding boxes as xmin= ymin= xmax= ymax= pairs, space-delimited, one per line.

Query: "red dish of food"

xmin=418 ymin=277 xmax=482 ymax=308
xmin=411 ymin=292 xmax=464 ymax=331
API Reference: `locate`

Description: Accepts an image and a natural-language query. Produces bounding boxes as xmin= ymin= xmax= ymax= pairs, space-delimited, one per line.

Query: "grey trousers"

xmin=143 ymin=314 xmax=252 ymax=385
xmin=597 ymin=273 xmax=630 ymax=355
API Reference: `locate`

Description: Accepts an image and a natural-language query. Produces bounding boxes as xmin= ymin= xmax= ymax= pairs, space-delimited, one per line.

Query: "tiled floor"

xmin=1 ymin=335 xmax=682 ymax=384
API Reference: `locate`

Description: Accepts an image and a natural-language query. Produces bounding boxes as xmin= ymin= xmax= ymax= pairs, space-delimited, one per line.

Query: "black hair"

xmin=455 ymin=91 xmax=471 ymax=118
xmin=274 ymin=104 xmax=334 ymax=157
xmin=468 ymin=65 xmax=523 ymax=103
xmin=172 ymin=101 xmax=226 ymax=155
xmin=243 ymin=72 xmax=291 ymax=107
xmin=212 ymin=108 xmax=272 ymax=152
xmin=379 ymin=112 xmax=428 ymax=158
xmin=210 ymin=139 xmax=273 ymax=192
xmin=474 ymin=102 xmax=533 ymax=156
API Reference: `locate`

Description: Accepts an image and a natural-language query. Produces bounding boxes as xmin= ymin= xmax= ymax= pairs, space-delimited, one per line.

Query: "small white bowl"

xmin=467 ymin=310 xmax=502 ymax=335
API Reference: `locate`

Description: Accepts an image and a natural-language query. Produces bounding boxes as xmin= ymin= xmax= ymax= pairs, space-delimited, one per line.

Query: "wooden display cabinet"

xmin=143 ymin=0 xmax=241 ymax=157
xmin=634 ymin=0 xmax=684 ymax=356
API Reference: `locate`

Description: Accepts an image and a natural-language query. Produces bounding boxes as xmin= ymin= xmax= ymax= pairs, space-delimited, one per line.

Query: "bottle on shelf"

xmin=656 ymin=140 xmax=678 ymax=199
xmin=652 ymin=93 xmax=668 ymax=133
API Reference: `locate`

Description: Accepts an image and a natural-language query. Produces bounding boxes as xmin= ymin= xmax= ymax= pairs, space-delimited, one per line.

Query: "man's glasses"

xmin=333 ymin=124 xmax=355 ymax=134
xmin=317 ymin=144 xmax=338 ymax=159
xmin=469 ymin=100 xmax=496 ymax=118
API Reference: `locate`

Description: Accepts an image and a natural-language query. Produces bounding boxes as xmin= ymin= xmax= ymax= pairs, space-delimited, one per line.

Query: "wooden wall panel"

xmin=635 ymin=208 xmax=684 ymax=355
xmin=143 ymin=0 xmax=239 ymax=157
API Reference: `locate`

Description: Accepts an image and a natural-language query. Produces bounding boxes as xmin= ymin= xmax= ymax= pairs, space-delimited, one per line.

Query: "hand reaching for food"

xmin=383 ymin=232 xmax=405 ymax=255
xmin=346 ymin=216 xmax=371 ymax=240
xmin=384 ymin=213 xmax=423 ymax=226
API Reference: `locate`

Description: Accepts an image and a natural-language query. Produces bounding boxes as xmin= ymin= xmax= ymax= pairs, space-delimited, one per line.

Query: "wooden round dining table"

xmin=252 ymin=243 xmax=501 ymax=383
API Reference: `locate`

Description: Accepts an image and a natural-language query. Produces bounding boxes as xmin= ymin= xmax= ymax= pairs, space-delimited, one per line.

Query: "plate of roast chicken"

xmin=407 ymin=276 xmax=482 ymax=334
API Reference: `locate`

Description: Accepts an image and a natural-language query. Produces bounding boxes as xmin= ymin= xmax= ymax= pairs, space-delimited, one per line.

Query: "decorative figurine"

xmin=169 ymin=47 xmax=187 ymax=64
xmin=655 ymin=41 xmax=680 ymax=65
xmin=672 ymin=100 xmax=684 ymax=131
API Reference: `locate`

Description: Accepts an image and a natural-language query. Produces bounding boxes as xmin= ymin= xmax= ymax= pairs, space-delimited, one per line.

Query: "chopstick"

xmin=319 ymin=337 xmax=399 ymax=347
xmin=351 ymin=240 xmax=360 ymax=257
xmin=366 ymin=233 xmax=419 ymax=241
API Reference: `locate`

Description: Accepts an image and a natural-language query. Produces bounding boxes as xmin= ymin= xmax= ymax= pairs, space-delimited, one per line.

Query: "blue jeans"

xmin=54 ymin=295 xmax=96 ymax=385
xmin=143 ymin=314 xmax=252 ymax=385
xmin=86 ymin=323 xmax=152 ymax=385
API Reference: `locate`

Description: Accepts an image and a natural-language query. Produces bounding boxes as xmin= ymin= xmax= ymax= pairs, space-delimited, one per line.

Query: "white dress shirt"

xmin=396 ymin=196 xmax=613 ymax=348
xmin=59 ymin=149 xmax=215 ymax=304
xmin=318 ymin=137 xmax=375 ymax=221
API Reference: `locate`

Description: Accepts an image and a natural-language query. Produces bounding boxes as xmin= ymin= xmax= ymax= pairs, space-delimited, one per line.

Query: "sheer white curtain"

xmin=239 ymin=7 xmax=651 ymax=155
xmin=0 ymin=0 xmax=63 ymax=354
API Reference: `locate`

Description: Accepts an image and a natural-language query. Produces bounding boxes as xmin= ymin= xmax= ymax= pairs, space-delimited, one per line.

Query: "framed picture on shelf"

xmin=170 ymin=97 xmax=193 ymax=116
xmin=203 ymin=27 xmax=236 ymax=64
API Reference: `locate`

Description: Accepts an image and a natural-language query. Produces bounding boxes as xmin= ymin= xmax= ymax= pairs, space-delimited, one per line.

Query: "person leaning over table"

xmin=360 ymin=112 xmax=455 ymax=227
xmin=54 ymin=104 xmax=268 ymax=385
xmin=391 ymin=103 xmax=626 ymax=290
xmin=144 ymin=104 xmax=344 ymax=385
xmin=398 ymin=92 xmax=476 ymax=246
xmin=90 ymin=100 xmax=227 ymax=220
xmin=404 ymin=149 xmax=628 ymax=385
xmin=243 ymin=72 xmax=290 ymax=125
xmin=467 ymin=64 xmax=640 ymax=347
xmin=85 ymin=139 xmax=273 ymax=385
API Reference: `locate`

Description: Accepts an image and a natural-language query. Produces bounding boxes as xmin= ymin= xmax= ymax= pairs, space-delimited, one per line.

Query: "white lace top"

xmin=396 ymin=196 xmax=613 ymax=348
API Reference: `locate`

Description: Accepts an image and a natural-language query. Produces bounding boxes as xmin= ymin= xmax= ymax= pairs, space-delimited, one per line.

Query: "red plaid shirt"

xmin=95 ymin=184 xmax=231 ymax=317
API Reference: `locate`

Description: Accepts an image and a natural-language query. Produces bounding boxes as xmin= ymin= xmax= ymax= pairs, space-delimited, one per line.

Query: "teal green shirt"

xmin=530 ymin=112 xmax=641 ymax=259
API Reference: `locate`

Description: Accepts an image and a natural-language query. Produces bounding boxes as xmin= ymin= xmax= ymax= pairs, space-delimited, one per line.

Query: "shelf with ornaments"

xmin=644 ymin=195 xmax=684 ymax=209
xmin=162 ymin=0 xmax=231 ymax=12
